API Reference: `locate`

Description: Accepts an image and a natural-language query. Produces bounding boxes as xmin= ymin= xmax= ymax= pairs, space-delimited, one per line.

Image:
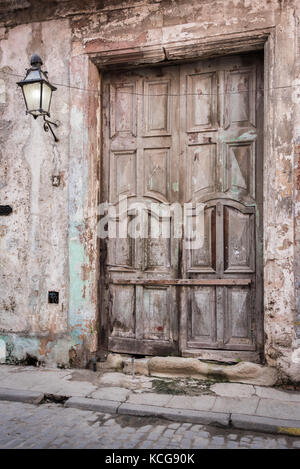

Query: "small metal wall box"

xmin=0 ymin=205 xmax=12 ymax=216
xmin=48 ymin=291 xmax=59 ymax=304
xmin=52 ymin=175 xmax=60 ymax=187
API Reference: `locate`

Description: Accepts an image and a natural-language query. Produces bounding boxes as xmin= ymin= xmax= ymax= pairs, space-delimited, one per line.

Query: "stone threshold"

xmin=99 ymin=354 xmax=278 ymax=387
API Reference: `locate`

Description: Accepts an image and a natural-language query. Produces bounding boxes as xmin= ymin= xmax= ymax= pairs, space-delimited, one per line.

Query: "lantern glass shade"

xmin=22 ymin=81 xmax=53 ymax=117
xmin=23 ymin=82 xmax=42 ymax=116
xmin=17 ymin=63 xmax=56 ymax=119
xmin=42 ymin=83 xmax=52 ymax=114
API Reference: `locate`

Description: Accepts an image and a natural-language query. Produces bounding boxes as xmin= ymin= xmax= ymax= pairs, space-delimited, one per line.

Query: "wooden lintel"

xmin=112 ymin=279 xmax=251 ymax=286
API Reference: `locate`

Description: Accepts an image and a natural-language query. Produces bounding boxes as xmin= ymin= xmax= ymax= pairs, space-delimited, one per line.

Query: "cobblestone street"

xmin=0 ymin=401 xmax=299 ymax=449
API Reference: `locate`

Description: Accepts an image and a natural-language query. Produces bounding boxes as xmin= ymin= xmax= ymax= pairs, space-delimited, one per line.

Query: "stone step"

xmin=101 ymin=353 xmax=278 ymax=386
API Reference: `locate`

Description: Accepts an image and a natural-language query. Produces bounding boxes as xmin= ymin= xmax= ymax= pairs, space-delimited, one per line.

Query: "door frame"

xmin=69 ymin=28 xmax=275 ymax=362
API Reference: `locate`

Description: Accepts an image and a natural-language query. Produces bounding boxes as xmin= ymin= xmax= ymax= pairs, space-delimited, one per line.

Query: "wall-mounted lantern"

xmin=17 ymin=54 xmax=59 ymax=142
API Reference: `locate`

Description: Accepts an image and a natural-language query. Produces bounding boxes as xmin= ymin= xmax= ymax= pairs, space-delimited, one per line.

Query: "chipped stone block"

xmin=149 ymin=357 xmax=210 ymax=378
xmin=123 ymin=358 xmax=149 ymax=376
xmin=223 ymin=362 xmax=278 ymax=386
xmin=147 ymin=357 xmax=278 ymax=386
xmin=100 ymin=353 xmax=124 ymax=371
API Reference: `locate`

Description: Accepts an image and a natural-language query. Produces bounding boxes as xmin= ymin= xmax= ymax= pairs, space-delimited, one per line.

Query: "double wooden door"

xmin=100 ymin=53 xmax=263 ymax=359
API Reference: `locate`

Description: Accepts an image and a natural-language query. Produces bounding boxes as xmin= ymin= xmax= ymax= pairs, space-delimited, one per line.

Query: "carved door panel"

xmin=179 ymin=54 xmax=263 ymax=357
xmin=101 ymin=66 xmax=180 ymax=355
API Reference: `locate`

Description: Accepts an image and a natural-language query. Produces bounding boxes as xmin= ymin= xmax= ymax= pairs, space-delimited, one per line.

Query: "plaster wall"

xmin=0 ymin=19 xmax=72 ymax=365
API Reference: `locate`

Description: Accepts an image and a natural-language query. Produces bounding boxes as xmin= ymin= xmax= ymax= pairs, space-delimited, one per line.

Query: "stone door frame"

xmin=68 ymin=28 xmax=276 ymax=362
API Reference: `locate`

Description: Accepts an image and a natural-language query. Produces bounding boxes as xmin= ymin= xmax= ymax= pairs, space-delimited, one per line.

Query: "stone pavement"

xmin=0 ymin=401 xmax=299 ymax=449
xmin=0 ymin=365 xmax=300 ymax=437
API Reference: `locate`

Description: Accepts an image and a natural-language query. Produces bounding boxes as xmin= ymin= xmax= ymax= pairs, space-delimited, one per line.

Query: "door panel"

xmin=186 ymin=205 xmax=216 ymax=274
xmin=102 ymin=66 xmax=180 ymax=355
xmin=187 ymin=286 xmax=217 ymax=347
xmin=224 ymin=286 xmax=253 ymax=349
xmin=224 ymin=141 xmax=255 ymax=198
xmin=143 ymin=148 xmax=170 ymax=202
xmin=186 ymin=72 xmax=218 ymax=132
xmin=186 ymin=143 xmax=217 ymax=199
xmin=180 ymin=54 xmax=263 ymax=356
xmin=224 ymin=205 xmax=255 ymax=273
xmin=224 ymin=67 xmax=256 ymax=128
xmin=101 ymin=53 xmax=263 ymax=359
xmin=142 ymin=286 xmax=170 ymax=340
xmin=110 ymin=285 xmax=135 ymax=338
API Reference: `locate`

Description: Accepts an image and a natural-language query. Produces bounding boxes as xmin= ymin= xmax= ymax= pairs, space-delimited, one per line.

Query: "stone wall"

xmin=0 ymin=0 xmax=299 ymax=382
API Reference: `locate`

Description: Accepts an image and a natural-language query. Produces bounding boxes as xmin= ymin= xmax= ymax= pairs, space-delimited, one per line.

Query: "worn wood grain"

xmin=112 ymin=279 xmax=251 ymax=285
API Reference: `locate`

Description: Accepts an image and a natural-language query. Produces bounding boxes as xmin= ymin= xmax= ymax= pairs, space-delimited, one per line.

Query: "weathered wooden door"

xmin=179 ymin=54 xmax=264 ymax=360
xmin=100 ymin=53 xmax=263 ymax=360
xmin=100 ymin=66 xmax=181 ymax=355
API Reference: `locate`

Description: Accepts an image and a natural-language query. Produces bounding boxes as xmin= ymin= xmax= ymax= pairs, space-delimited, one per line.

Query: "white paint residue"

xmin=0 ymin=79 xmax=5 ymax=103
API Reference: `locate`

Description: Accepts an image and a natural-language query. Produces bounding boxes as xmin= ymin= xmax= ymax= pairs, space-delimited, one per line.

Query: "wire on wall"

xmin=0 ymin=68 xmax=298 ymax=97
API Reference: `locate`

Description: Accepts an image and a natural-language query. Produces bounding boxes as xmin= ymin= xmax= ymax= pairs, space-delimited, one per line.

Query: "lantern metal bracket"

xmin=43 ymin=116 xmax=59 ymax=142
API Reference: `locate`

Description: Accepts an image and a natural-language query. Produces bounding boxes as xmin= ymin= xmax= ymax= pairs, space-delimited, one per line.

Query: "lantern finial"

xmin=30 ymin=54 xmax=43 ymax=68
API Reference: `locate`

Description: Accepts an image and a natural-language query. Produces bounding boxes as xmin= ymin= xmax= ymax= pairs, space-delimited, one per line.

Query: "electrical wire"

xmin=0 ymin=68 xmax=298 ymax=97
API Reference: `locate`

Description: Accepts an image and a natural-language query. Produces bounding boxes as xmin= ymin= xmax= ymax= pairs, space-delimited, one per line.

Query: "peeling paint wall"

xmin=0 ymin=0 xmax=300 ymax=380
xmin=0 ymin=19 xmax=72 ymax=366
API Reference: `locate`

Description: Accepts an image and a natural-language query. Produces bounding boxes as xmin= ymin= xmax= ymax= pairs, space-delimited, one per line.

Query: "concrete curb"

xmin=231 ymin=413 xmax=300 ymax=437
xmin=1 ymin=387 xmax=300 ymax=437
xmin=0 ymin=387 xmax=44 ymax=405
xmin=65 ymin=397 xmax=120 ymax=414
xmin=118 ymin=403 xmax=229 ymax=427
xmin=64 ymin=397 xmax=300 ymax=436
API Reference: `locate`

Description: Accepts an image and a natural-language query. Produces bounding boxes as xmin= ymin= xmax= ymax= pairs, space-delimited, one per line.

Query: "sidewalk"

xmin=0 ymin=364 xmax=300 ymax=437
